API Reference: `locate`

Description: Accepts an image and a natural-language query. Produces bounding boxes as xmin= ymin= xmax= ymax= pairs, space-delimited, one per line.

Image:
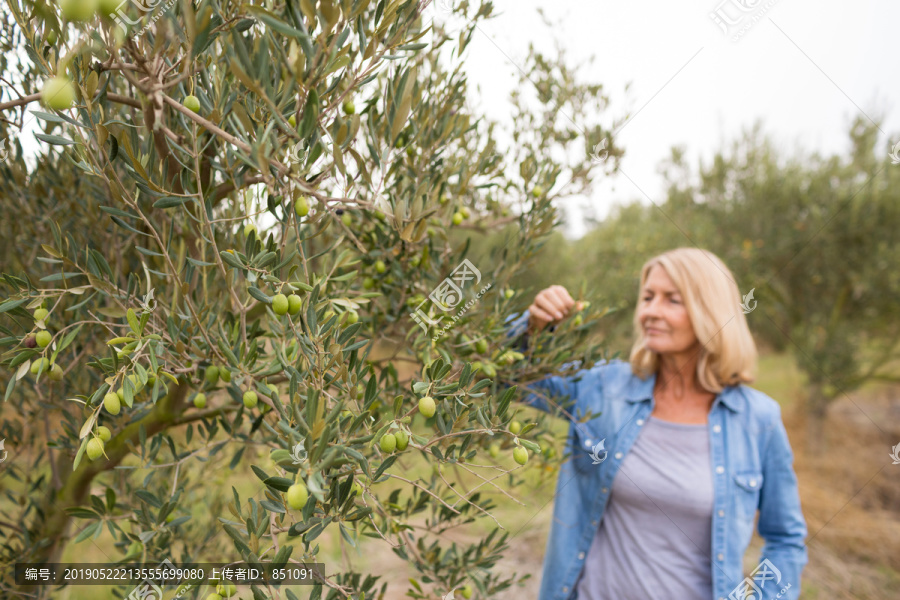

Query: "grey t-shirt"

xmin=574 ymin=416 xmax=714 ymax=599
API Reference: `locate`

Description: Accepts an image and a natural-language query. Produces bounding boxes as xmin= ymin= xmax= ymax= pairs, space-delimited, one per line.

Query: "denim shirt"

xmin=504 ymin=311 xmax=808 ymax=600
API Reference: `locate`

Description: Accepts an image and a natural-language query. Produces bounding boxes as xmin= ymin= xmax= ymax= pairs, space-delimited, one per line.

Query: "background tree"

xmin=570 ymin=119 xmax=900 ymax=451
xmin=691 ymin=118 xmax=900 ymax=451
xmin=0 ymin=1 xmax=623 ymax=598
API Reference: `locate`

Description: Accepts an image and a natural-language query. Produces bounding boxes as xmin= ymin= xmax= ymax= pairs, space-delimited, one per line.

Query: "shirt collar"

xmin=625 ymin=370 xmax=743 ymax=413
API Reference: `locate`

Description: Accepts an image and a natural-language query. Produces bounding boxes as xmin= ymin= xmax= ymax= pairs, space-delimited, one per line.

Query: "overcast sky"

xmin=452 ymin=0 xmax=900 ymax=238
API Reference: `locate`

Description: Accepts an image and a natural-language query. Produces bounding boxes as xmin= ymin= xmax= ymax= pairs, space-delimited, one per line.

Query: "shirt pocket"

xmin=733 ymin=470 xmax=764 ymax=521
xmin=569 ymin=422 xmax=608 ymax=474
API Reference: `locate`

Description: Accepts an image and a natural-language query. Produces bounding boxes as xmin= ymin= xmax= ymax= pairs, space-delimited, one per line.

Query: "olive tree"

xmin=0 ymin=1 xmax=621 ymax=598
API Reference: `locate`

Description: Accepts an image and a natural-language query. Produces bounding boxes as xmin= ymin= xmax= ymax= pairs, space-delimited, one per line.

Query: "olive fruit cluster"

xmin=100 ymin=373 xmax=151 ymax=415
xmin=30 ymin=357 xmax=63 ymax=381
xmin=214 ymin=580 xmax=237 ymax=598
xmin=379 ymin=430 xmax=409 ymax=453
xmin=451 ymin=206 xmax=470 ymax=226
xmin=85 ymin=423 xmax=115 ymax=461
xmin=58 ymin=0 xmax=132 ymax=23
xmin=203 ymin=364 xmax=231 ymax=386
xmin=27 ymin=307 xmax=63 ymax=379
xmin=270 ymin=293 xmax=303 ymax=317
xmin=497 ymin=350 xmax=525 ymax=365
xmin=470 ymin=361 xmax=496 ymax=378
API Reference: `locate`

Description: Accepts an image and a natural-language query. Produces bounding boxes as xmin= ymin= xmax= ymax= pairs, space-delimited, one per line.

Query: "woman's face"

xmin=637 ymin=265 xmax=700 ymax=356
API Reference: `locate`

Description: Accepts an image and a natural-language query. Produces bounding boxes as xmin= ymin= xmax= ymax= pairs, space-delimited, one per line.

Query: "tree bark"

xmin=805 ymin=381 xmax=828 ymax=454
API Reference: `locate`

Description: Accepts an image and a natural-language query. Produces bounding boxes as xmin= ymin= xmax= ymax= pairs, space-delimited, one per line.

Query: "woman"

xmin=504 ymin=247 xmax=807 ymax=600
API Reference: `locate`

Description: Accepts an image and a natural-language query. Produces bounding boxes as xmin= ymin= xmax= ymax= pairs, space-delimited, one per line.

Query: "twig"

xmin=45 ymin=413 xmax=61 ymax=491
xmin=104 ymin=93 xmax=142 ymax=109
xmin=433 ymin=462 xmax=507 ymax=529
xmin=171 ymin=406 xmax=239 ymax=426
xmin=383 ymin=472 xmax=460 ymax=514
xmin=0 ymin=93 xmax=40 ymax=112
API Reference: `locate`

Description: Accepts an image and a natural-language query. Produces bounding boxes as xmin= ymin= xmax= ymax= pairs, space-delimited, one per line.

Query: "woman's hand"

xmin=527 ymin=285 xmax=584 ymax=333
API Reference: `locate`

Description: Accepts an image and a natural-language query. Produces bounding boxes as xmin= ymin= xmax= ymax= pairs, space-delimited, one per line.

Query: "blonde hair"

xmin=628 ymin=247 xmax=758 ymax=393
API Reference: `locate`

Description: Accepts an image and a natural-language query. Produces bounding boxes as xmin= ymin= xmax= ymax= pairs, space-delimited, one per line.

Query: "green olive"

xmin=286 ymin=483 xmax=308 ymax=510
xmin=183 ymin=95 xmax=201 ymax=113
xmin=35 ymin=330 xmax=52 ymax=348
xmin=272 ymin=293 xmax=289 ymax=316
xmin=379 ymin=433 xmax=397 ymax=453
xmin=103 ymin=393 xmax=121 ymax=415
xmin=86 ymin=438 xmax=105 ymax=461
xmin=287 ymin=294 xmax=302 ymax=315
xmin=513 ymin=446 xmax=528 ymax=465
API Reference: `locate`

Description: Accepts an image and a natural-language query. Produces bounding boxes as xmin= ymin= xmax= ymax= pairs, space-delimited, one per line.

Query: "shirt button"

xmin=601 ymin=487 xmax=608 ymax=494
xmin=636 ymin=419 xmax=644 ymax=426
xmin=716 ymin=465 xmax=724 ymax=474
xmin=717 ymin=553 xmax=724 ymax=561
xmin=584 ymin=439 xmax=592 ymax=447
xmin=614 ymin=452 xmax=623 ymax=460
xmin=578 ymin=552 xmax=585 ymax=560
xmin=562 ymin=586 xmax=569 ymax=593
xmin=749 ymin=479 xmax=757 ymax=487
xmin=713 ymin=425 xmax=721 ymax=433
xmin=718 ymin=510 xmax=725 ymax=517
xmin=592 ymin=520 xmax=598 ymax=526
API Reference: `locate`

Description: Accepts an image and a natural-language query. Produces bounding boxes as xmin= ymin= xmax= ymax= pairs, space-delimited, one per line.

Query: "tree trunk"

xmin=805 ymin=381 xmax=828 ymax=454
xmin=25 ymin=383 xmax=189 ymax=567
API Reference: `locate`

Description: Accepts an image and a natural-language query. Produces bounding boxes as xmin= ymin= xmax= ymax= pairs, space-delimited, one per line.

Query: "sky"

xmin=450 ymin=0 xmax=900 ymax=238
